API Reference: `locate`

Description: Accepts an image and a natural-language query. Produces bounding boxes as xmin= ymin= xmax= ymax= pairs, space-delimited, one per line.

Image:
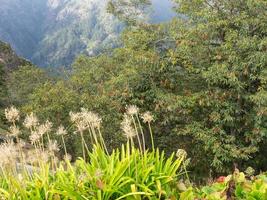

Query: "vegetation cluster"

xmin=0 ymin=0 xmax=266 ymax=199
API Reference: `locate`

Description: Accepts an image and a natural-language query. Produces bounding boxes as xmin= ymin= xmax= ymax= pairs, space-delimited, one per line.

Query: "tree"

xmin=168 ymin=0 xmax=267 ymax=173
xmin=7 ymin=65 xmax=50 ymax=106
xmin=107 ymin=0 xmax=152 ymax=25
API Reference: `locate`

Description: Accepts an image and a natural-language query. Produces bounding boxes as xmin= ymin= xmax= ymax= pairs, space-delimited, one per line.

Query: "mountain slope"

xmin=0 ymin=41 xmax=30 ymax=71
xmin=32 ymin=0 xmax=123 ymax=67
xmin=0 ymin=40 xmax=30 ymax=125
xmin=0 ymin=0 xmax=46 ymax=60
xmin=0 ymin=0 xmax=175 ymax=67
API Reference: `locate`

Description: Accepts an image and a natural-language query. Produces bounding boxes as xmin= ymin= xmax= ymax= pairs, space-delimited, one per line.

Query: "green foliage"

xmin=107 ymin=0 xmax=152 ymax=25
xmin=168 ymin=0 xmax=267 ymax=173
xmin=0 ymin=63 xmax=7 ymax=127
xmin=0 ymin=145 xmax=185 ymax=199
xmin=0 ymin=107 xmax=186 ymax=199
xmin=3 ymin=0 xmax=267 ymax=180
xmin=7 ymin=65 xmax=50 ymax=106
xmin=0 ymin=63 xmax=6 ymax=107
xmin=180 ymin=171 xmax=267 ymax=200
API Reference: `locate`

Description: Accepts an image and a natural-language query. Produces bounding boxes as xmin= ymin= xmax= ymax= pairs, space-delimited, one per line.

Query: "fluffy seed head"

xmin=5 ymin=106 xmax=20 ymax=123
xmin=56 ymin=125 xmax=67 ymax=136
xmin=141 ymin=111 xmax=154 ymax=123
xmin=64 ymin=153 xmax=72 ymax=161
xmin=71 ymin=108 xmax=103 ymax=132
xmin=37 ymin=120 xmax=53 ymax=136
xmin=29 ymin=132 xmax=41 ymax=144
xmin=176 ymin=149 xmax=187 ymax=159
xmin=0 ymin=142 xmax=18 ymax=167
xmin=126 ymin=105 xmax=139 ymax=115
xmin=9 ymin=126 xmax=20 ymax=137
xmin=121 ymin=114 xmax=136 ymax=139
xmin=24 ymin=113 xmax=39 ymax=129
xmin=81 ymin=108 xmax=102 ymax=128
xmin=48 ymin=140 xmax=60 ymax=152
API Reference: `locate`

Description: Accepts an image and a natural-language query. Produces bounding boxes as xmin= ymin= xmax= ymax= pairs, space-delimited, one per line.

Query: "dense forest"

xmin=0 ymin=0 xmax=266 ymax=199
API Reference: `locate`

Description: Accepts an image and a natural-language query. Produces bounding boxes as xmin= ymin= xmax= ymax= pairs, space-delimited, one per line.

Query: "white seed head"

xmin=141 ymin=111 xmax=154 ymax=123
xmin=121 ymin=114 xmax=136 ymax=139
xmin=5 ymin=106 xmax=20 ymax=122
xmin=63 ymin=153 xmax=72 ymax=161
xmin=37 ymin=120 xmax=53 ymax=136
xmin=176 ymin=149 xmax=187 ymax=159
xmin=56 ymin=125 xmax=67 ymax=136
xmin=29 ymin=132 xmax=41 ymax=144
xmin=76 ymin=121 xmax=87 ymax=132
xmin=0 ymin=142 xmax=18 ymax=167
xmin=88 ymin=113 xmax=102 ymax=129
xmin=81 ymin=108 xmax=102 ymax=128
xmin=69 ymin=111 xmax=82 ymax=123
xmin=126 ymin=105 xmax=139 ymax=115
xmin=48 ymin=140 xmax=60 ymax=152
xmin=40 ymin=151 xmax=50 ymax=163
xmin=24 ymin=113 xmax=39 ymax=129
xmin=9 ymin=125 xmax=20 ymax=137
xmin=71 ymin=108 xmax=102 ymax=132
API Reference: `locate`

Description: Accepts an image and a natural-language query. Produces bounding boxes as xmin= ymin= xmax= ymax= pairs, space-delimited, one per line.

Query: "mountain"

xmin=33 ymin=0 xmax=123 ymax=67
xmin=0 ymin=0 xmax=175 ymax=67
xmin=0 ymin=0 xmax=46 ymax=61
xmin=0 ymin=40 xmax=30 ymax=71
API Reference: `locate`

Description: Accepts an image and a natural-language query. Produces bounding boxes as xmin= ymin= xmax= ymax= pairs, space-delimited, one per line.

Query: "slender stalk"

xmin=136 ymin=115 xmax=146 ymax=151
xmin=79 ymin=131 xmax=86 ymax=161
xmin=82 ymin=135 xmax=90 ymax=157
xmin=133 ymin=147 xmax=138 ymax=183
xmin=41 ymin=135 xmax=45 ymax=151
xmin=97 ymin=128 xmax=108 ymax=154
xmin=148 ymin=122 xmax=154 ymax=151
xmin=89 ymin=125 xmax=99 ymax=145
xmin=61 ymin=135 xmax=68 ymax=156
xmin=126 ymin=141 xmax=131 ymax=174
xmin=46 ymin=132 xmax=51 ymax=143
xmin=131 ymin=116 xmax=142 ymax=152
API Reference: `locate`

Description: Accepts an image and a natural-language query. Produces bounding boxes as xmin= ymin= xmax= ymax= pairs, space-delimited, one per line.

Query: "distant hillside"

xmin=0 ymin=0 xmax=175 ymax=67
xmin=32 ymin=0 xmax=123 ymax=67
xmin=0 ymin=40 xmax=31 ymax=128
xmin=0 ymin=41 xmax=30 ymax=71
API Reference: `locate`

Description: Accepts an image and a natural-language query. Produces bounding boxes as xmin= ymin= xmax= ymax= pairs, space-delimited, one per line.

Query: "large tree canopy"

xmin=169 ymin=0 xmax=267 ymax=172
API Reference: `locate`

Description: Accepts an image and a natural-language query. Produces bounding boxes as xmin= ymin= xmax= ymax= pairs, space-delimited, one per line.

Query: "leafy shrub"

xmin=180 ymin=170 xmax=267 ymax=200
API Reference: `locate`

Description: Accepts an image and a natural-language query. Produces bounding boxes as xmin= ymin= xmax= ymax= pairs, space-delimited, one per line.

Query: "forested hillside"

xmin=0 ymin=40 xmax=30 ymax=129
